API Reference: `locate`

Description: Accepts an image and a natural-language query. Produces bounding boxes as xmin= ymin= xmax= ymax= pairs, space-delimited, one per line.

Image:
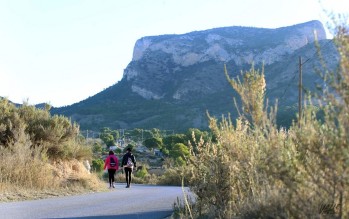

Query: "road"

xmin=0 ymin=184 xmax=191 ymax=219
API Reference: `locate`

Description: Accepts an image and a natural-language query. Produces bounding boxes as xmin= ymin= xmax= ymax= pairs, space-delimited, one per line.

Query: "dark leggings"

xmin=124 ymin=167 xmax=133 ymax=186
xmin=108 ymin=169 xmax=116 ymax=186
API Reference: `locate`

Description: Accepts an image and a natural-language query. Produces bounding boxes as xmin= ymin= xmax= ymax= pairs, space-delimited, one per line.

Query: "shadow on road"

xmin=47 ymin=210 xmax=173 ymax=219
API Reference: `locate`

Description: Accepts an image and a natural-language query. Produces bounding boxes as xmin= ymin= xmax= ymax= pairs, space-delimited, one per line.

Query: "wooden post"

xmin=298 ymin=56 xmax=302 ymax=128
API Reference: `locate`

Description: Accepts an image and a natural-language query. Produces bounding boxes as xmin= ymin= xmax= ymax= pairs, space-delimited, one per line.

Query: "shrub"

xmin=158 ymin=167 xmax=191 ymax=186
xmin=91 ymin=159 xmax=104 ymax=172
xmin=0 ymin=100 xmax=100 ymax=198
xmin=0 ymin=133 xmax=55 ymax=189
xmin=134 ymin=167 xmax=146 ymax=178
xmin=92 ymin=142 xmax=103 ymax=154
xmin=0 ymin=100 xmax=89 ymax=161
xmin=179 ymin=26 xmax=349 ymax=218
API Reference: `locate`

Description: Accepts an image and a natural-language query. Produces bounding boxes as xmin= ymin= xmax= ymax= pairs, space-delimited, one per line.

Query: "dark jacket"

xmin=121 ymin=152 xmax=136 ymax=168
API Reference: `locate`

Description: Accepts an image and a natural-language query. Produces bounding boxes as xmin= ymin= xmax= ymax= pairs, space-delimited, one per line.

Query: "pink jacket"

xmin=104 ymin=155 xmax=119 ymax=170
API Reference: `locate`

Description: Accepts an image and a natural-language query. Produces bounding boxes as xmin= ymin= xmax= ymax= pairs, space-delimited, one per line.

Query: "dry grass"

xmin=0 ymin=100 xmax=106 ymax=202
xmin=175 ymin=24 xmax=349 ymax=218
xmin=0 ymin=184 xmax=104 ymax=202
xmin=0 ymin=171 xmax=106 ymax=203
xmin=0 ymin=143 xmax=106 ymax=202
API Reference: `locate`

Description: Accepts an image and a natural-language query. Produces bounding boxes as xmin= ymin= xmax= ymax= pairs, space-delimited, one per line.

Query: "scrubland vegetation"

xmin=88 ymin=127 xmax=206 ymax=186
xmin=172 ymin=20 xmax=349 ymax=218
xmin=0 ymin=101 xmax=104 ymax=202
xmin=0 ymin=97 xmax=204 ymax=202
xmin=1 ymin=13 xmax=347 ymax=219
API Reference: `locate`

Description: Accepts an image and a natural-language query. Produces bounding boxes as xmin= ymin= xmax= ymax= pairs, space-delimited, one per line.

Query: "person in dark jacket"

xmin=104 ymin=150 xmax=119 ymax=188
xmin=121 ymin=148 xmax=136 ymax=188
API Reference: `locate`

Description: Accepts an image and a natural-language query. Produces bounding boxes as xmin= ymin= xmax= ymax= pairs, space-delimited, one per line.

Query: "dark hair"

xmin=126 ymin=148 xmax=132 ymax=152
xmin=109 ymin=150 xmax=114 ymax=155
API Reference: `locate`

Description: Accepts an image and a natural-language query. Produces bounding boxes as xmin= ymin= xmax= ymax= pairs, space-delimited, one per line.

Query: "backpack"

xmin=126 ymin=157 xmax=134 ymax=168
xmin=110 ymin=156 xmax=116 ymax=167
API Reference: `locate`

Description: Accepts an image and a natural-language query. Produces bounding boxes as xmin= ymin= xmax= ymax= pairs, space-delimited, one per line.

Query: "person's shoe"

xmin=126 ymin=185 xmax=129 ymax=188
xmin=112 ymin=184 xmax=115 ymax=188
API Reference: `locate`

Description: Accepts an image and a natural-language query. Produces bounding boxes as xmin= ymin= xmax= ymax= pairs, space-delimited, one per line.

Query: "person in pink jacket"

xmin=104 ymin=150 xmax=119 ymax=188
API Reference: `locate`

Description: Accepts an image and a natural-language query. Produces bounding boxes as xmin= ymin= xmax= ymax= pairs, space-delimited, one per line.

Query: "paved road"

xmin=0 ymin=184 xmax=190 ymax=219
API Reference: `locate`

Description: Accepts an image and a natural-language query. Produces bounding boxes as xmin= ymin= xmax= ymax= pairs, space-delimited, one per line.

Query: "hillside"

xmin=51 ymin=20 xmax=339 ymax=131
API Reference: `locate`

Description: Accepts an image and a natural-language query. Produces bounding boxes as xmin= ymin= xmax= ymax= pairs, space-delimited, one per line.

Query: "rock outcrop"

xmin=52 ymin=20 xmax=338 ymax=131
xmin=124 ymin=20 xmax=326 ymax=100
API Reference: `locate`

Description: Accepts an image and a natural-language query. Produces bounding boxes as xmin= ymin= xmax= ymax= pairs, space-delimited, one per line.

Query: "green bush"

xmin=157 ymin=167 xmax=191 ymax=186
xmin=135 ymin=167 xmax=148 ymax=178
xmin=114 ymin=148 xmax=122 ymax=154
xmin=0 ymin=100 xmax=98 ymax=196
xmin=92 ymin=142 xmax=103 ymax=154
xmin=0 ymin=100 xmax=90 ymax=161
xmin=91 ymin=159 xmax=104 ymax=172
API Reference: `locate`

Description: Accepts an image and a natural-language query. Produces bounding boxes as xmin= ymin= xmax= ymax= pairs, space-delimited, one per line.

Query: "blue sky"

xmin=0 ymin=0 xmax=347 ymax=107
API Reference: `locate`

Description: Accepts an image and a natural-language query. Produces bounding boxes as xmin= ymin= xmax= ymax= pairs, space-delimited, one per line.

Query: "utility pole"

xmin=298 ymin=56 xmax=303 ymax=128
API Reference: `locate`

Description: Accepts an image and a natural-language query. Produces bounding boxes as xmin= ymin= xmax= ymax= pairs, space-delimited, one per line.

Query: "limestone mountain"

xmin=52 ymin=20 xmax=339 ymax=131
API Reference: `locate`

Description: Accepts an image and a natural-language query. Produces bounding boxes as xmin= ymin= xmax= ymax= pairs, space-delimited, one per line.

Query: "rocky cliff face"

xmin=52 ymin=20 xmax=338 ymax=131
xmin=124 ymin=20 xmax=326 ymax=100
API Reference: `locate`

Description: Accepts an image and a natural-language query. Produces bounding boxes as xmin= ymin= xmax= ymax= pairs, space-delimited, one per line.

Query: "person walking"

xmin=121 ymin=148 xmax=136 ymax=188
xmin=104 ymin=150 xmax=119 ymax=189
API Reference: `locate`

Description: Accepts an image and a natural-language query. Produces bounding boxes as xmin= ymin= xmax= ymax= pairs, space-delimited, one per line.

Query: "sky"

xmin=0 ymin=0 xmax=348 ymax=107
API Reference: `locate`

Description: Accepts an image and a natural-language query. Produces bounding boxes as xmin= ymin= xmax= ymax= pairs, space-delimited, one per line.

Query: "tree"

xmin=143 ymin=137 xmax=163 ymax=150
xmin=99 ymin=127 xmax=118 ymax=146
xmin=151 ymin=128 xmax=162 ymax=138
xmin=161 ymin=147 xmax=170 ymax=156
xmin=170 ymin=143 xmax=190 ymax=159
xmin=99 ymin=132 xmax=115 ymax=146
xmin=163 ymin=134 xmax=186 ymax=151
xmin=168 ymin=143 xmax=190 ymax=167
xmin=110 ymin=129 xmax=119 ymax=140
xmin=142 ymin=129 xmax=153 ymax=140
xmin=129 ymin=128 xmax=143 ymax=142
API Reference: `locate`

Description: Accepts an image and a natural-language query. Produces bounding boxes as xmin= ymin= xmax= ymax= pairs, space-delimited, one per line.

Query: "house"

xmin=109 ymin=145 xmax=118 ymax=150
xmin=154 ymin=149 xmax=163 ymax=157
xmin=135 ymin=145 xmax=148 ymax=153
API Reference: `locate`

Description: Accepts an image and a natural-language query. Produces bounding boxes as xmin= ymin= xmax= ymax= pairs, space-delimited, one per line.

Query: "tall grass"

xmin=0 ymin=100 xmax=103 ymax=200
xmin=178 ymin=22 xmax=349 ymax=218
xmin=0 ymin=136 xmax=54 ymax=189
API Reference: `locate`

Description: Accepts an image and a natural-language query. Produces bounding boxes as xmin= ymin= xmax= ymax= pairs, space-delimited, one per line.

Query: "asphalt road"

xmin=0 ymin=184 xmax=190 ymax=219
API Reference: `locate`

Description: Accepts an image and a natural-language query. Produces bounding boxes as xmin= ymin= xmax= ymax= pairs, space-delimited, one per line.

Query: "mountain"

xmin=51 ymin=20 xmax=339 ymax=132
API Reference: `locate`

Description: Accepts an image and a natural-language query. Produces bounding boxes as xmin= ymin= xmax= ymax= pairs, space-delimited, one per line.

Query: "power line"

xmin=301 ymin=39 xmax=334 ymax=65
xmin=298 ymin=56 xmax=303 ymax=128
xmin=266 ymin=39 xmax=334 ymax=107
xmin=278 ymin=70 xmax=299 ymax=104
